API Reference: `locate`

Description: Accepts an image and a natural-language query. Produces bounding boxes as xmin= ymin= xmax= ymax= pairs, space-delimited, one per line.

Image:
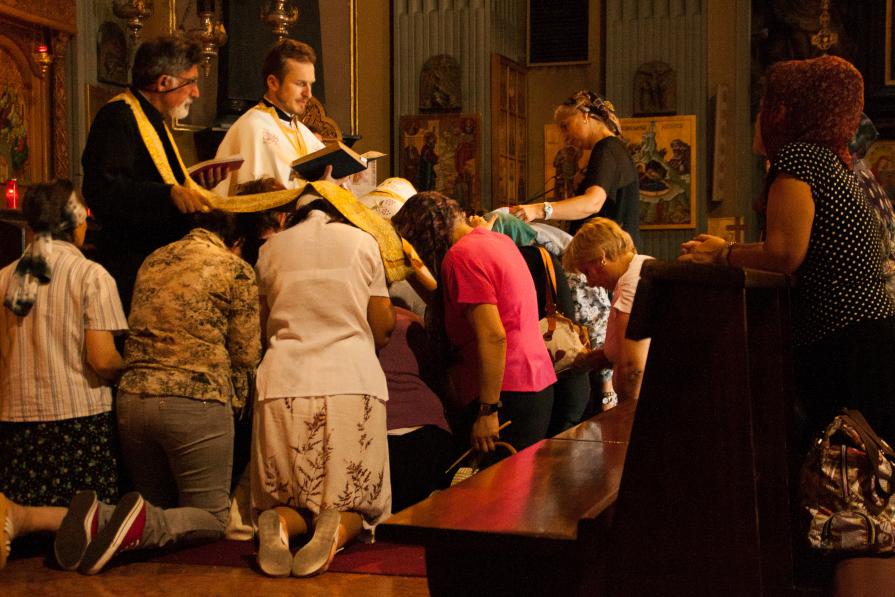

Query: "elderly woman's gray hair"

xmin=132 ymin=36 xmax=202 ymax=90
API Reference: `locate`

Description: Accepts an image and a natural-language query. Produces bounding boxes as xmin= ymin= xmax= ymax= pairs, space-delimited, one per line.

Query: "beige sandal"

xmin=291 ymin=509 xmax=341 ymax=577
xmin=257 ymin=510 xmax=292 ymax=577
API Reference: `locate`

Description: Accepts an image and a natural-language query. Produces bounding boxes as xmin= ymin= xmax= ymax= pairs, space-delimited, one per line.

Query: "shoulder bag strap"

xmin=841 ymin=409 xmax=895 ymax=500
xmin=537 ymin=246 xmax=558 ymax=316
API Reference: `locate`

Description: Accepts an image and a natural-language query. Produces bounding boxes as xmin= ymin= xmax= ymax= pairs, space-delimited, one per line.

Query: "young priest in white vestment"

xmin=213 ymin=39 xmax=327 ymax=195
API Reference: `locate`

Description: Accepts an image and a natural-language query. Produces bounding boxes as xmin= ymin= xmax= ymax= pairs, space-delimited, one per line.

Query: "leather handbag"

xmin=800 ymin=408 xmax=895 ymax=554
xmin=536 ymin=247 xmax=591 ymax=373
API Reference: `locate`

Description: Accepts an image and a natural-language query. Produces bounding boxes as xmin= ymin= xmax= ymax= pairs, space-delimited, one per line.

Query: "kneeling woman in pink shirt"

xmin=392 ymin=192 xmax=556 ymax=453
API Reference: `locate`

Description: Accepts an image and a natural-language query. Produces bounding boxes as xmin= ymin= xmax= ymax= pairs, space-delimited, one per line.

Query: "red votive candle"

xmin=36 ymin=44 xmax=48 ymax=54
xmin=5 ymin=179 xmax=18 ymax=209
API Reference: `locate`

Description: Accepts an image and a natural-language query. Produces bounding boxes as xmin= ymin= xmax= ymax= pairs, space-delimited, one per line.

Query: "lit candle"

xmin=5 ymin=179 xmax=18 ymax=210
xmin=36 ymin=44 xmax=48 ymax=54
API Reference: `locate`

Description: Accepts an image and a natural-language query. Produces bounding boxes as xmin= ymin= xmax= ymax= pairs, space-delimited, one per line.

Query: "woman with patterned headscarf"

xmin=392 ymin=192 xmax=556 ymax=455
xmin=680 ymin=56 xmax=895 ymax=447
xmin=0 ymin=180 xmax=127 ymax=568
xmin=512 ymin=89 xmax=641 ymax=250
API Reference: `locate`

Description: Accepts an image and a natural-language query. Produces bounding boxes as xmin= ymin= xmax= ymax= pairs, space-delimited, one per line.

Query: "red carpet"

xmin=149 ymin=539 xmax=427 ymax=577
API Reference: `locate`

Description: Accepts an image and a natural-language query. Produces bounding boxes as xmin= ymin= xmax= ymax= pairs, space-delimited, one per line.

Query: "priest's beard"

xmin=171 ymin=99 xmax=192 ymax=120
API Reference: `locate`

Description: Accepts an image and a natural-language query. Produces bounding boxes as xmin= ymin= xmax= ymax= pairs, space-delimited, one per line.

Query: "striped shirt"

xmin=0 ymin=241 xmax=128 ymax=422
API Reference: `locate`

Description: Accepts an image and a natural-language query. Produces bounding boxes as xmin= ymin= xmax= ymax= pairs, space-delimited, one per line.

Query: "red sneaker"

xmin=79 ymin=492 xmax=146 ymax=575
xmin=54 ymin=490 xmax=100 ymax=571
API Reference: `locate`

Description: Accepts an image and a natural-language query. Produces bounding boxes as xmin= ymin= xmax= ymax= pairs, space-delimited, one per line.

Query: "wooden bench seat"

xmin=379 ymin=402 xmax=633 ymax=595
xmin=380 ymin=263 xmax=823 ymax=596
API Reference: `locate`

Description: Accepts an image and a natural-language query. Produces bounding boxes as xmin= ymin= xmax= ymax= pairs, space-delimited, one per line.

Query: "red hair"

xmin=759 ymin=55 xmax=863 ymax=164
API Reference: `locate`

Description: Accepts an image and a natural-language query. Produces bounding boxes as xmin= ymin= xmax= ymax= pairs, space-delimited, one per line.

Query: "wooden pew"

xmin=379 ymin=262 xmax=818 ymax=596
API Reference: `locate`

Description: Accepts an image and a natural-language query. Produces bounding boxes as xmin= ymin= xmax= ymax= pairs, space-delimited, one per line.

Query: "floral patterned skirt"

xmin=251 ymin=395 xmax=391 ymax=530
xmin=0 ymin=411 xmax=118 ymax=507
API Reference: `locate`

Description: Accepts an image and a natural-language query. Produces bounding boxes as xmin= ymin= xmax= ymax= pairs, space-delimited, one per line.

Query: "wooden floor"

xmin=2 ymin=553 xmax=430 ymax=596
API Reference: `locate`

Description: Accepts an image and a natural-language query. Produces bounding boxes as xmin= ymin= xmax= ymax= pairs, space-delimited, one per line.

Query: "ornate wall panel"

xmin=393 ymin=0 xmax=525 ymax=208
xmin=0 ymin=14 xmax=52 ymax=184
xmin=0 ymin=0 xmax=76 ymax=33
xmin=0 ymin=0 xmax=75 ymax=183
xmin=605 ymin=0 xmax=707 ymax=260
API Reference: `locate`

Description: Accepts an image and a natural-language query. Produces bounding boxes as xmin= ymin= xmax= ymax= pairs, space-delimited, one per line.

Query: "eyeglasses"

xmin=161 ymin=75 xmax=199 ymax=93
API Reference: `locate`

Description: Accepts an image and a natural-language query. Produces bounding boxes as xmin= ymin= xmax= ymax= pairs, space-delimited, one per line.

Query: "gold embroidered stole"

xmin=106 ymin=91 xmax=411 ymax=282
xmin=302 ymin=181 xmax=413 ymax=284
xmin=109 ymin=90 xmax=302 ymax=213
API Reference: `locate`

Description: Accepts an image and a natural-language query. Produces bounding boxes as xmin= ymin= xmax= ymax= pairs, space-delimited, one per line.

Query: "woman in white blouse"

xmin=251 ymin=191 xmax=395 ymax=578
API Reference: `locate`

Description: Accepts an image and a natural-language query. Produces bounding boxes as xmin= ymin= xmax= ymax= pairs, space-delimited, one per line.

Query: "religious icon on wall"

xmin=419 ymin=54 xmax=462 ymax=113
xmin=633 ymin=61 xmax=676 ymax=116
xmin=0 ymin=86 xmax=29 ymax=181
xmin=97 ymin=21 xmax=128 ymax=87
xmin=399 ymin=113 xmax=480 ymax=212
xmin=619 ymin=115 xmax=697 ymax=229
xmin=543 ymin=124 xmax=589 ymax=201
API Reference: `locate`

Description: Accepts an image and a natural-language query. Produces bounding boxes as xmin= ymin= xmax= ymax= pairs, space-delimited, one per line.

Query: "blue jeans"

xmin=116 ymin=392 xmax=233 ymax=548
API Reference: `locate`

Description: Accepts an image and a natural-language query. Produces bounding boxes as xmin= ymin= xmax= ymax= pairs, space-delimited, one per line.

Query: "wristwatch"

xmin=477 ymin=400 xmax=502 ymax=417
xmin=543 ymin=201 xmax=554 ymax=221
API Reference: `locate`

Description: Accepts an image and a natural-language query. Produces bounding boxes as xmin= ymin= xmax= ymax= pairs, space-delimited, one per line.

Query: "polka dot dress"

xmin=773 ymin=142 xmax=895 ymax=346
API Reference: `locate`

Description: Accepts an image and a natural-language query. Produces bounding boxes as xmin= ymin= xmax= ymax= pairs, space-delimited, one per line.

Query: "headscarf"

xmin=759 ymin=55 xmax=863 ymax=164
xmin=488 ymin=210 xmax=538 ymax=246
xmin=562 ymin=90 xmax=622 ymax=136
xmin=4 ymin=192 xmax=87 ymax=316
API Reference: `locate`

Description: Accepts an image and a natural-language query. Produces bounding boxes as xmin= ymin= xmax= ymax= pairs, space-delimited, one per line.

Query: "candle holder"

xmin=261 ymin=0 xmax=299 ymax=42
xmin=32 ymin=44 xmax=52 ymax=79
xmin=187 ymin=4 xmax=227 ymax=77
xmin=113 ymin=0 xmax=154 ymax=44
xmin=811 ymin=0 xmax=838 ymax=53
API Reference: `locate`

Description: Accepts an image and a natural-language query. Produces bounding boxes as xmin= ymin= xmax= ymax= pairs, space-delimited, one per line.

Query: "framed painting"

xmin=399 ymin=113 xmax=481 ymax=212
xmin=619 ymin=115 xmax=697 ymax=230
xmin=865 ymin=140 xmax=895 ymax=199
xmin=543 ymin=124 xmax=589 ymax=201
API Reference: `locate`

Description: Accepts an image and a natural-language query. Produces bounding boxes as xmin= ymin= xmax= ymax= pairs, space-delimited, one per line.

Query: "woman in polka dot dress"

xmin=679 ymin=55 xmax=895 ymax=447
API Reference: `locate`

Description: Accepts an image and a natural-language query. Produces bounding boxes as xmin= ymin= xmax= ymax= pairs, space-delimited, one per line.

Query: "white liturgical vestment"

xmin=213 ymin=100 xmax=326 ymax=196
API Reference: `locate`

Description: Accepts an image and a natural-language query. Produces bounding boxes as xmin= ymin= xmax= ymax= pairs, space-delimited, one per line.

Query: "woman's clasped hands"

xmin=678 ymin=234 xmax=727 ymax=265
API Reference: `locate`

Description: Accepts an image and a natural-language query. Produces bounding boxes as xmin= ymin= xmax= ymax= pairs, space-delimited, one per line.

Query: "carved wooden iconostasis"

xmin=0 ymin=1 xmax=75 ymax=185
xmin=0 ymin=1 xmax=75 ymax=268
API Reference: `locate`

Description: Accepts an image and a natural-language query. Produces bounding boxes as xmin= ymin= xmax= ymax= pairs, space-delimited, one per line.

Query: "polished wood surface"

xmin=383 ymin=438 xmax=628 ymax=544
xmin=381 ymin=262 xmax=816 ymax=596
xmin=606 ymin=260 xmax=816 ymax=596
xmin=3 ymin=553 xmax=429 ymax=596
xmin=552 ymin=398 xmax=636 ymax=443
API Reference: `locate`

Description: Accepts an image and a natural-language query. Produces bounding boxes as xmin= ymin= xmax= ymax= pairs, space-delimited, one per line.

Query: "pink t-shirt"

xmin=441 ymin=228 xmax=556 ymax=408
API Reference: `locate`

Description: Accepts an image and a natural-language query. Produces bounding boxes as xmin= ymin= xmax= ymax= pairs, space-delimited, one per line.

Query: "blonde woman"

xmin=512 ymin=90 xmax=640 ymax=250
xmin=563 ymin=218 xmax=652 ymax=402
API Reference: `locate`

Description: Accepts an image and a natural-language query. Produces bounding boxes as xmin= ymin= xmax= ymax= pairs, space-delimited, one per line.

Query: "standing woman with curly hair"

xmin=392 ymin=192 xmax=556 ymax=454
xmin=681 ymin=56 xmax=895 ymax=447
